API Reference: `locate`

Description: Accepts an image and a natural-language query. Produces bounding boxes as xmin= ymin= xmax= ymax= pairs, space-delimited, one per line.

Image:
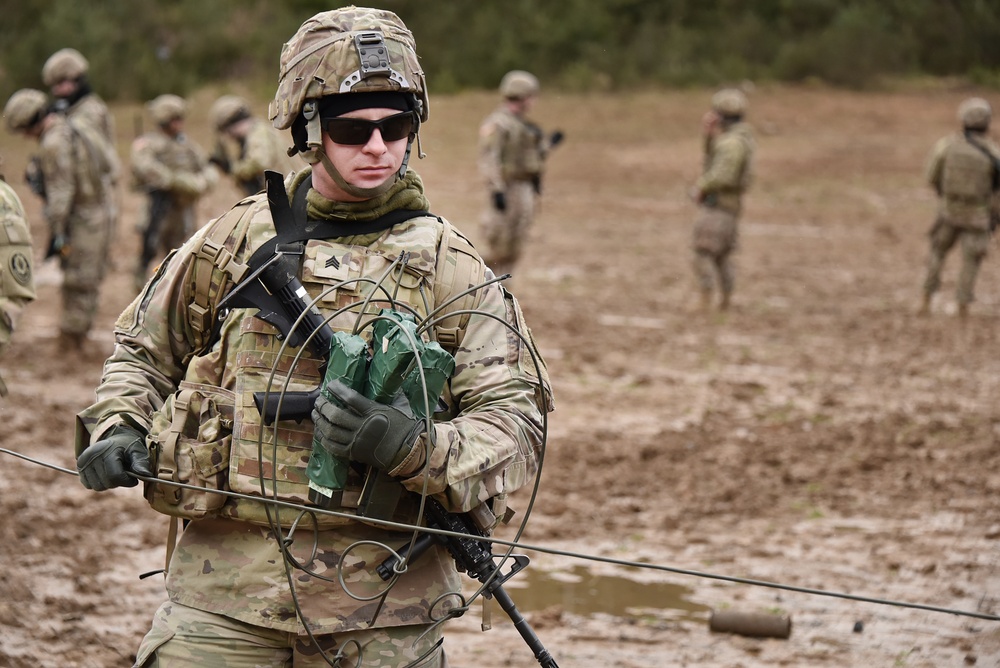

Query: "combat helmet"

xmin=42 ymin=48 xmax=89 ymax=87
xmin=711 ymin=88 xmax=748 ymax=119
xmin=958 ymin=97 xmax=991 ymax=131
xmin=499 ymin=70 xmax=539 ymax=100
xmin=3 ymin=89 xmax=49 ymax=132
xmin=147 ymin=94 xmax=186 ymax=126
xmin=271 ymin=6 xmax=427 ymax=198
xmin=210 ymin=95 xmax=252 ymax=131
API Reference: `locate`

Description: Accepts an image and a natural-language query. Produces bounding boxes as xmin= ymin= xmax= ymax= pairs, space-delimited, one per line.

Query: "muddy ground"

xmin=1 ymin=85 xmax=999 ymax=667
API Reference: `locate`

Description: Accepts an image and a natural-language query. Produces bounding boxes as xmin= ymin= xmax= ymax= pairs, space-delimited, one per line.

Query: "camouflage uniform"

xmin=130 ymin=100 xmax=217 ymax=285
xmin=0 ymin=177 xmax=36 ymax=396
xmin=922 ymin=98 xmax=1000 ymax=314
xmin=692 ymin=90 xmax=755 ymax=309
xmin=76 ymin=8 xmax=552 ymax=667
xmin=44 ymin=48 xmax=122 ymax=257
xmin=77 ymin=165 xmax=551 ymax=667
xmin=478 ymin=71 xmax=559 ymax=279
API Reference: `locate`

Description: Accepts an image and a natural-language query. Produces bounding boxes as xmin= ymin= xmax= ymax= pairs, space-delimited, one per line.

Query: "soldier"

xmin=478 ymin=70 xmax=563 ymax=279
xmin=3 ymin=88 xmax=115 ymax=349
xmin=689 ymin=88 xmax=755 ymax=311
xmin=0 ymin=155 xmax=37 ymax=397
xmin=208 ymin=94 xmax=301 ymax=197
xmin=74 ymin=7 xmax=552 ymax=667
xmin=920 ymin=97 xmax=1000 ymax=318
xmin=130 ymin=94 xmax=217 ymax=291
xmin=42 ymin=47 xmax=123 ymax=268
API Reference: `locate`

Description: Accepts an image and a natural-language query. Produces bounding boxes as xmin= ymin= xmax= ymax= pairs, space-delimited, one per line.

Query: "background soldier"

xmin=208 ymin=94 xmax=301 ymax=196
xmin=74 ymin=7 xmax=551 ymax=666
xmin=478 ymin=70 xmax=563 ymax=280
xmin=3 ymin=88 xmax=115 ymax=350
xmin=920 ymin=97 xmax=1000 ymax=318
xmin=689 ymin=88 xmax=755 ymax=311
xmin=0 ymin=155 xmax=37 ymax=397
xmin=42 ymin=48 xmax=117 ymax=144
xmin=42 ymin=47 xmax=122 ymax=267
xmin=129 ymin=93 xmax=217 ymax=290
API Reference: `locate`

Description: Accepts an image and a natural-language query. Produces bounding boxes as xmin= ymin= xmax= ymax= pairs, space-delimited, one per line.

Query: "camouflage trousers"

xmin=480 ymin=180 xmax=536 ymax=279
xmin=922 ymin=219 xmax=990 ymax=305
xmin=692 ymin=207 xmax=739 ymax=296
xmin=61 ymin=205 xmax=111 ymax=336
xmin=133 ymin=601 xmax=448 ymax=668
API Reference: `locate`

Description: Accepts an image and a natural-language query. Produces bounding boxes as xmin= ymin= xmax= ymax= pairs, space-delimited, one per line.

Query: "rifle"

xmin=24 ymin=156 xmax=45 ymax=200
xmin=377 ymin=498 xmax=559 ymax=668
xmin=138 ymin=189 xmax=172 ymax=275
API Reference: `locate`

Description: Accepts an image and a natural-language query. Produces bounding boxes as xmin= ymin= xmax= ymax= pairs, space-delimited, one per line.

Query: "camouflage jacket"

xmin=130 ymin=128 xmax=217 ymax=206
xmin=696 ymin=121 xmax=755 ymax=215
xmin=57 ymin=93 xmax=121 ymax=182
xmin=926 ymin=132 xmax=1000 ymax=230
xmin=229 ymin=119 xmax=301 ymax=196
xmin=0 ymin=179 xmax=36 ymax=357
xmin=38 ymin=116 xmax=116 ymax=238
xmin=478 ymin=105 xmax=549 ymax=190
xmin=76 ymin=168 xmax=553 ymax=633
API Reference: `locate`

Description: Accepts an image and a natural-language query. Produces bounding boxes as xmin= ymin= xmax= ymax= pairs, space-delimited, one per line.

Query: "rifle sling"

xmin=245 ymin=170 xmax=430 ymax=274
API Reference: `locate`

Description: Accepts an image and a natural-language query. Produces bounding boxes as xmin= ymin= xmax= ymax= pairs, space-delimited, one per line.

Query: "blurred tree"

xmin=0 ymin=0 xmax=997 ymax=102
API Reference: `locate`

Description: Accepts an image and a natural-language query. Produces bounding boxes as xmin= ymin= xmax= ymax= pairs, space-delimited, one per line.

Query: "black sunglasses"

xmin=323 ymin=111 xmax=415 ymax=145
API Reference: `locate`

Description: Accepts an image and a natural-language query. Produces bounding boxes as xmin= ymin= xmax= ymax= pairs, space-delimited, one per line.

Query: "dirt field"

xmin=2 ymin=84 xmax=1000 ymax=667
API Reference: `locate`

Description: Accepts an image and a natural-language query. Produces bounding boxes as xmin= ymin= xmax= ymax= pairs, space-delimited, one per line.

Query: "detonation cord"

xmin=1 ymin=446 xmax=998 ymax=624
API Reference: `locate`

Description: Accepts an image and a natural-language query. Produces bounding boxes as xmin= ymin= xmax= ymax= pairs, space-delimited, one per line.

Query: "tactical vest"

xmin=942 ymin=139 xmax=993 ymax=202
xmin=145 ymin=192 xmax=487 ymax=529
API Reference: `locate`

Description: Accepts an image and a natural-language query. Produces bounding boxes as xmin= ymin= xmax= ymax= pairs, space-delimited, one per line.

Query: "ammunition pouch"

xmin=144 ymin=381 xmax=235 ymax=520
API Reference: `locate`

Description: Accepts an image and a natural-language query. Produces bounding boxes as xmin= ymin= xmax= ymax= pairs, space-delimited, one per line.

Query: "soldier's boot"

xmin=958 ymin=303 xmax=969 ymax=319
xmin=917 ymin=293 xmax=932 ymax=316
xmin=719 ymin=292 xmax=731 ymax=311
xmin=59 ymin=330 xmax=86 ymax=351
xmin=700 ymin=290 xmax=713 ymax=311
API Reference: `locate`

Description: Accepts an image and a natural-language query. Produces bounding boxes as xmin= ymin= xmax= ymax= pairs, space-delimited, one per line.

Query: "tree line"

xmin=1 ymin=0 xmax=998 ymax=104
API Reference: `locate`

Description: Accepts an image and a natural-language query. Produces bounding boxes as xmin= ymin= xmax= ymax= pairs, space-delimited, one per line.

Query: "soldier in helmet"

xmin=920 ymin=97 xmax=1000 ymax=317
xmin=129 ymin=93 xmax=217 ymax=291
xmin=42 ymin=48 xmax=116 ymax=145
xmin=689 ymin=87 xmax=755 ymax=311
xmin=74 ymin=7 xmax=552 ymax=666
xmin=43 ymin=48 xmax=123 ymax=271
xmin=478 ymin=70 xmax=564 ymax=280
xmin=0 ymin=154 xmax=37 ymax=397
xmin=3 ymin=88 xmax=115 ymax=350
xmin=208 ymin=94 xmax=302 ymax=197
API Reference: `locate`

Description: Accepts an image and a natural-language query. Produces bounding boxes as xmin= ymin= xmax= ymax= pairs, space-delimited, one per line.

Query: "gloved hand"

xmin=549 ymin=130 xmax=565 ymax=147
xmin=45 ymin=234 xmax=68 ymax=260
xmin=312 ymin=380 xmax=425 ymax=473
xmin=77 ymin=424 xmax=153 ymax=491
xmin=492 ymin=191 xmax=506 ymax=212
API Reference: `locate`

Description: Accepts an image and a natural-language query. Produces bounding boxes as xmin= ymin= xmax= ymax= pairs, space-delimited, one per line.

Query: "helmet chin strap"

xmin=300 ymin=102 xmax=414 ymax=200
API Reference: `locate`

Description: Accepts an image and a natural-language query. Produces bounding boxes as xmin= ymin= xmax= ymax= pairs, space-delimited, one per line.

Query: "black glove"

xmin=312 ymin=380 xmax=424 ymax=473
xmin=549 ymin=130 xmax=565 ymax=147
xmin=45 ymin=234 xmax=67 ymax=260
xmin=77 ymin=424 xmax=153 ymax=491
xmin=492 ymin=191 xmax=507 ymax=212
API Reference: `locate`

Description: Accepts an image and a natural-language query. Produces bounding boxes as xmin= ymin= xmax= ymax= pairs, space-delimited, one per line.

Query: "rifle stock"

xmin=377 ymin=498 xmax=559 ymax=668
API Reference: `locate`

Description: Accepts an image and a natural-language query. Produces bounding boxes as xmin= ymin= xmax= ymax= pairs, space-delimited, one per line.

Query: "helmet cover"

xmin=4 ymin=89 xmax=49 ymax=132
